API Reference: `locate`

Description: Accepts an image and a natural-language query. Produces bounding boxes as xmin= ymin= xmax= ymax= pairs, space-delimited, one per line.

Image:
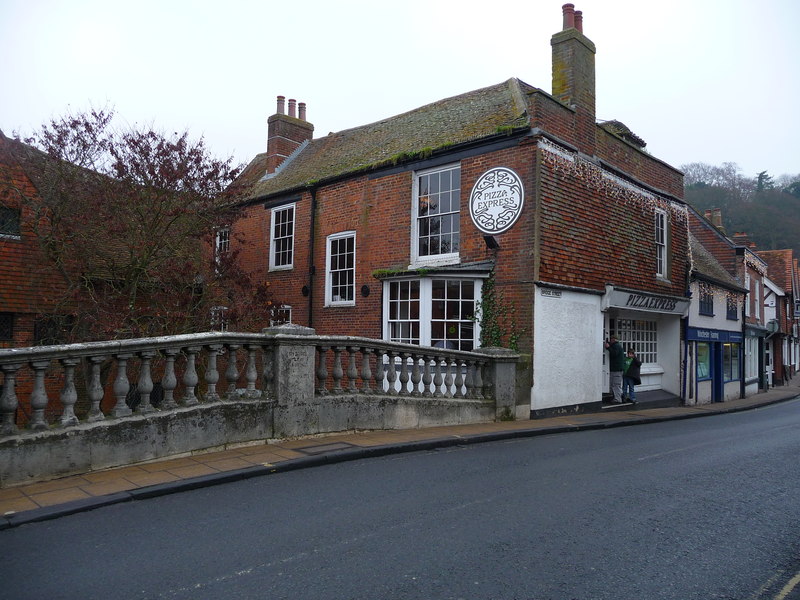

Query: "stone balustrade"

xmin=0 ymin=326 xmax=519 ymax=485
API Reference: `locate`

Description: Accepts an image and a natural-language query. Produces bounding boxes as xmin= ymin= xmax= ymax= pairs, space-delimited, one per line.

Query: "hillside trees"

xmin=682 ymin=161 xmax=800 ymax=255
xmin=12 ymin=108 xmax=272 ymax=341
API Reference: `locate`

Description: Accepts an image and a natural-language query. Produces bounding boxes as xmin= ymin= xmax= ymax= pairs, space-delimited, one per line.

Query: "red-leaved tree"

xmin=13 ymin=107 xmax=273 ymax=341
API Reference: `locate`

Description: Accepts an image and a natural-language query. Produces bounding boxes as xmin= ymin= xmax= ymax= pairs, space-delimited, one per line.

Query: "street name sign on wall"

xmin=469 ymin=167 xmax=524 ymax=235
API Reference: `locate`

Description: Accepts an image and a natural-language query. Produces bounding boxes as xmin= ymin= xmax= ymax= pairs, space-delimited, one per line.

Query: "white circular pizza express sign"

xmin=468 ymin=167 xmax=524 ymax=235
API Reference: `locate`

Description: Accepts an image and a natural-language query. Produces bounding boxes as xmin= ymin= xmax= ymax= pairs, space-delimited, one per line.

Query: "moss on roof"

xmin=690 ymin=231 xmax=745 ymax=290
xmin=235 ymin=78 xmax=534 ymax=202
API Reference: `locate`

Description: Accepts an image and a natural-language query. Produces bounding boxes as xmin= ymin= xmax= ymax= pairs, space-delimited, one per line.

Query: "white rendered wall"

xmin=532 ymin=288 xmax=603 ymax=410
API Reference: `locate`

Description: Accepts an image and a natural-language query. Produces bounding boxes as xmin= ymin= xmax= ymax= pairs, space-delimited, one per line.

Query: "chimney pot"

xmin=276 ymin=95 xmax=285 ymax=115
xmin=562 ymin=3 xmax=575 ymax=29
xmin=574 ymin=10 xmax=583 ymax=33
xmin=288 ymin=98 xmax=297 ymax=118
xmin=298 ymin=102 xmax=307 ymax=121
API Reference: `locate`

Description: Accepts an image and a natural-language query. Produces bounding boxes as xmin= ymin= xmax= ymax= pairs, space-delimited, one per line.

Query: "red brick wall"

xmin=231 ymin=132 xmax=687 ymax=350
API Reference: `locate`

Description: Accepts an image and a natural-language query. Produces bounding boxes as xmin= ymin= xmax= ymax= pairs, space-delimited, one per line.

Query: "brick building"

xmin=684 ymin=209 xmax=748 ymax=404
xmin=227 ymin=4 xmax=692 ymax=416
xmin=0 ymin=131 xmax=71 ymax=349
xmin=757 ymin=248 xmax=800 ymax=384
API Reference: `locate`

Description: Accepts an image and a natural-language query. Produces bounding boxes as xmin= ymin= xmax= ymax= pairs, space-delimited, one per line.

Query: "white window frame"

xmin=410 ymin=163 xmax=461 ymax=268
xmin=745 ymin=272 xmax=751 ymax=317
xmin=382 ymin=277 xmax=482 ymax=351
xmin=269 ymin=203 xmax=295 ymax=271
xmin=325 ymin=231 xmax=356 ymax=307
xmin=654 ymin=209 xmax=667 ymax=278
xmin=214 ymin=226 xmax=230 ymax=266
xmin=612 ymin=318 xmax=658 ymax=365
xmin=210 ymin=306 xmax=228 ymax=332
xmin=270 ymin=305 xmax=292 ymax=326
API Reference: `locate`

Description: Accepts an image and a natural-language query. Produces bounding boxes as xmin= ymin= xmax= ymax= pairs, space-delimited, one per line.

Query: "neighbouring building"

xmin=758 ymin=248 xmax=800 ymax=384
xmin=684 ymin=225 xmax=747 ymax=404
xmin=226 ymin=4 xmax=692 ymax=418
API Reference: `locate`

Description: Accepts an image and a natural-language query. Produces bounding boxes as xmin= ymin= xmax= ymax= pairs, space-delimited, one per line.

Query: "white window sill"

xmin=408 ymin=254 xmax=460 ymax=270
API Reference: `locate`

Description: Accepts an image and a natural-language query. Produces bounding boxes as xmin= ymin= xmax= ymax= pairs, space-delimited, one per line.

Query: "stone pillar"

xmin=264 ymin=325 xmax=318 ymax=438
xmin=481 ymin=348 xmax=520 ymax=420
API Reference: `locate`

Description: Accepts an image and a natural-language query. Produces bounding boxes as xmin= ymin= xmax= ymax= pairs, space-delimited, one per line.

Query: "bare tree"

xmin=11 ymin=108 xmax=273 ymax=341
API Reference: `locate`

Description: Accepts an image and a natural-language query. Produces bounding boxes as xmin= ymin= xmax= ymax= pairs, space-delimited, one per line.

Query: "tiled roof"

xmin=758 ymin=249 xmax=795 ymax=291
xmin=690 ymin=231 xmax=744 ymax=290
xmin=234 ymin=78 xmax=536 ymax=202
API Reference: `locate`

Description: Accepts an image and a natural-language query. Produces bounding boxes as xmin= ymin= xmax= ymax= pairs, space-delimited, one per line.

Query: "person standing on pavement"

xmin=605 ymin=335 xmax=625 ymax=403
xmin=623 ymin=348 xmax=641 ymax=404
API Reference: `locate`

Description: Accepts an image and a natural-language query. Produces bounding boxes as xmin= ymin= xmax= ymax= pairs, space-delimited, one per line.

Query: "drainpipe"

xmin=681 ymin=316 xmax=689 ymax=403
xmin=307 ymin=187 xmax=318 ymax=328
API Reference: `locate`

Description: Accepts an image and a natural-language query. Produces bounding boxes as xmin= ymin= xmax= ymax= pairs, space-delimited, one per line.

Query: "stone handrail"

xmin=0 ymin=331 xmax=276 ymax=436
xmin=0 ymin=327 xmax=519 ymax=439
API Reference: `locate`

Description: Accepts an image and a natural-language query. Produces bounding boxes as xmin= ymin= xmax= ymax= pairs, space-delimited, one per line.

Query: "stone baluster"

xmin=464 ymin=359 xmax=476 ymax=398
xmin=331 ymin=347 xmax=344 ymax=393
xmin=473 ymin=359 xmax=485 ymax=399
xmin=422 ymin=355 xmax=434 ymax=397
xmin=204 ymin=344 xmax=222 ymax=402
xmin=398 ymin=352 xmax=411 ymax=395
xmin=160 ymin=349 xmax=179 ymax=409
xmin=29 ymin=360 xmax=51 ymax=430
xmin=481 ymin=360 xmax=493 ymax=399
xmin=182 ymin=346 xmax=200 ymax=406
xmin=410 ymin=355 xmax=422 ymax=396
xmin=347 ymin=347 xmax=360 ymax=393
xmin=112 ymin=354 xmax=133 ymax=417
xmin=224 ymin=344 xmax=241 ymax=401
xmin=58 ymin=358 xmax=80 ymax=426
xmin=373 ymin=349 xmax=385 ymax=393
xmin=262 ymin=345 xmax=275 ymax=398
xmin=86 ymin=356 xmax=106 ymax=422
xmin=454 ymin=358 xmax=465 ymax=398
xmin=0 ymin=363 xmax=23 ymax=435
xmin=316 ymin=346 xmax=330 ymax=395
xmin=386 ymin=351 xmax=398 ymax=395
xmin=360 ymin=347 xmax=373 ymax=394
xmin=135 ymin=351 xmax=156 ymax=414
xmin=443 ymin=357 xmax=455 ymax=398
xmin=432 ymin=356 xmax=444 ymax=398
xmin=244 ymin=345 xmax=260 ymax=398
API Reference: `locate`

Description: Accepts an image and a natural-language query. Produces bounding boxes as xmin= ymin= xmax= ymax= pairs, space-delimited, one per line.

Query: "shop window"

xmin=269 ymin=203 xmax=295 ymax=270
xmin=413 ymin=164 xmax=460 ymax=265
xmin=696 ymin=342 xmax=711 ymax=380
xmin=745 ymin=337 xmax=758 ymax=379
xmin=612 ymin=318 xmax=658 ymax=364
xmin=723 ymin=343 xmax=740 ymax=381
xmin=384 ymin=277 xmax=479 ymax=351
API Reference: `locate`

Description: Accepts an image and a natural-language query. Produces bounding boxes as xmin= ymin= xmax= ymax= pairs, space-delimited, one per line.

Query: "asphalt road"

xmin=4 ymin=399 xmax=800 ymax=600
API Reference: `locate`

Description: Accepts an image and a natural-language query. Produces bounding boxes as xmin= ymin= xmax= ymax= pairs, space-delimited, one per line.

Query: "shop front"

xmin=686 ymin=327 xmax=743 ymax=404
xmin=602 ymin=287 xmax=690 ymax=398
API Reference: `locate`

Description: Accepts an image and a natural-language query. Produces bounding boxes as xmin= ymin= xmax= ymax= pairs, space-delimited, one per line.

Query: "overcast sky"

xmin=2 ymin=0 xmax=798 ymax=180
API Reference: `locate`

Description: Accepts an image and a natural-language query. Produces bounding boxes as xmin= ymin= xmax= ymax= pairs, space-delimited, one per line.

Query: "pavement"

xmin=2 ymin=379 xmax=799 ymax=530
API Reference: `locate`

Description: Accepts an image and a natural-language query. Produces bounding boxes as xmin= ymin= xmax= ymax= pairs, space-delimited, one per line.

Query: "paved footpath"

xmin=3 ymin=380 xmax=799 ymax=530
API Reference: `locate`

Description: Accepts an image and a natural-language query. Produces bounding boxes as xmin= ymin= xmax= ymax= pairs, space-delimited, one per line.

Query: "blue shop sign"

xmin=686 ymin=327 xmax=743 ymax=343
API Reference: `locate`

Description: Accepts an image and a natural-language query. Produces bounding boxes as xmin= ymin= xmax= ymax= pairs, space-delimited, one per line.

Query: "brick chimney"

xmin=266 ymin=95 xmax=314 ymax=174
xmin=732 ymin=232 xmax=756 ymax=249
xmin=704 ymin=208 xmax=726 ymax=234
xmin=551 ymin=4 xmax=596 ymax=155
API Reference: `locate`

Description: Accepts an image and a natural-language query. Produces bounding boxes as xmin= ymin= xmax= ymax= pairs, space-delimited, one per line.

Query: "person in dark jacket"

xmin=623 ymin=348 xmax=642 ymax=404
xmin=604 ymin=335 xmax=625 ymax=403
